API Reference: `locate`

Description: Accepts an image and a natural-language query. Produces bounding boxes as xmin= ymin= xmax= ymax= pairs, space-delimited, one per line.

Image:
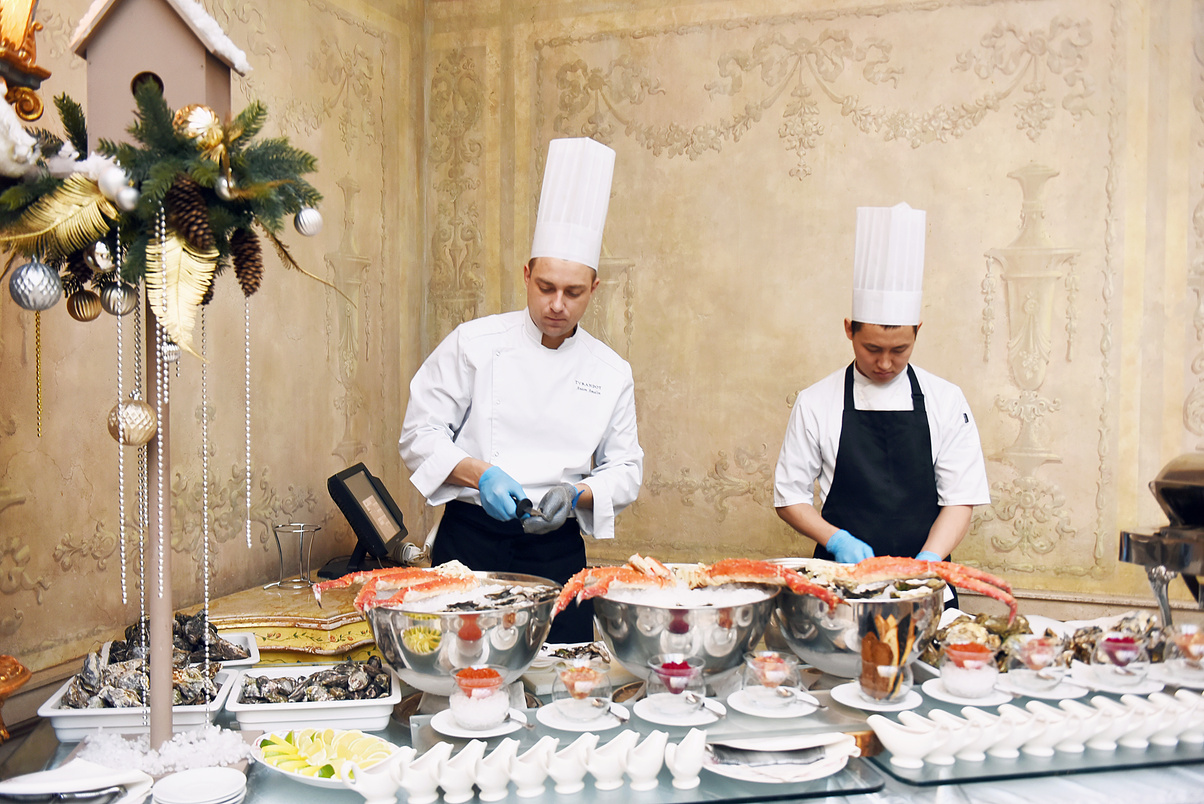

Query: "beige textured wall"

xmin=0 ymin=0 xmax=1199 ymax=712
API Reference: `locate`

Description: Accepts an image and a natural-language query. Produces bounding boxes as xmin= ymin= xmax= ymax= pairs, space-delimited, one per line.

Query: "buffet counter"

xmin=11 ymin=677 xmax=1204 ymax=804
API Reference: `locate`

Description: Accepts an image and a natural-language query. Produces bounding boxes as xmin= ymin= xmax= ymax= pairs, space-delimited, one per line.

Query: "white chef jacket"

xmin=774 ymin=363 xmax=991 ymax=510
xmin=399 ymin=310 xmax=643 ymax=540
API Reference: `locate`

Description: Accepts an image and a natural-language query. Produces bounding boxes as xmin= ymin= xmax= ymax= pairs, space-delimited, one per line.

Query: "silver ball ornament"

xmin=294 ymin=207 xmax=323 ymax=237
xmin=162 ymin=341 xmax=181 ymax=364
xmin=108 ymin=398 xmax=157 ymax=446
xmin=85 ymin=241 xmax=113 ymax=273
xmin=116 ymin=186 xmax=139 ymax=212
xmin=9 ymin=260 xmax=62 ymax=311
xmin=98 ymin=165 xmax=129 ymax=201
xmin=100 ymin=283 xmax=138 ymax=316
xmin=215 ymin=175 xmax=234 ymax=201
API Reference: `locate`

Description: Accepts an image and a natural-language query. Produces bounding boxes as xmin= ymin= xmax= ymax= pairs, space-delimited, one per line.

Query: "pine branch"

xmin=226 ymin=100 xmax=267 ymax=151
xmin=126 ymin=81 xmax=191 ymax=160
xmin=54 ymin=94 xmax=88 ymax=155
xmin=27 ymin=128 xmax=65 ymax=158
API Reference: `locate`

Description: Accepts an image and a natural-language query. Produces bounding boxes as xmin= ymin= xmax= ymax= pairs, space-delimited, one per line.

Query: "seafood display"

xmin=108 ymin=612 xmax=251 ymax=666
xmin=921 ymin=613 xmax=1032 ymax=668
xmin=313 ymin=560 xmax=557 ymax=614
xmin=238 ymin=657 xmax=392 ymax=704
xmin=555 ymin=554 xmax=843 ymax=616
xmin=56 ymin=647 xmax=222 ymax=709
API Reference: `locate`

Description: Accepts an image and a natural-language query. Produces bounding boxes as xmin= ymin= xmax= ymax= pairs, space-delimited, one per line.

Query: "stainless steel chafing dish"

xmin=1119 ymin=453 xmax=1204 ymax=625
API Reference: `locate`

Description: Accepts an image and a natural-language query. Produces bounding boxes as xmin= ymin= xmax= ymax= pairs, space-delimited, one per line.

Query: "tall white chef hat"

xmin=529 ymin=137 xmax=615 ymax=271
xmin=851 ymin=202 xmax=927 ymax=326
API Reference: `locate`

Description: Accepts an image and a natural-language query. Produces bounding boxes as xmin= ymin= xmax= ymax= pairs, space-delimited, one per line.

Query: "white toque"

xmin=529 ymin=138 xmax=615 ymax=270
xmin=851 ymin=202 xmax=927 ymax=326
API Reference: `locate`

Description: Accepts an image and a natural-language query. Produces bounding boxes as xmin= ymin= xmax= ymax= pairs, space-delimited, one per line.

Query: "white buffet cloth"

xmin=0 ymin=757 xmax=153 ymax=804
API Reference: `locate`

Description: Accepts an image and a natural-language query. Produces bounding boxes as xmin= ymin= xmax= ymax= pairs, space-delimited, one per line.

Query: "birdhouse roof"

xmin=69 ymin=0 xmax=252 ymax=75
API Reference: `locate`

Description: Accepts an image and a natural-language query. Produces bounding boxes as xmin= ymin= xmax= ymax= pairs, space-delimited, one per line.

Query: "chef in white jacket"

xmin=774 ymin=204 xmax=990 ymax=585
xmin=399 ymin=138 xmax=643 ymax=642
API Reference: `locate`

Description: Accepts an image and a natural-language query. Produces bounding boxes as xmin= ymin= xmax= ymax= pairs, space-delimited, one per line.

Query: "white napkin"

xmin=0 ymin=757 xmax=153 ymax=803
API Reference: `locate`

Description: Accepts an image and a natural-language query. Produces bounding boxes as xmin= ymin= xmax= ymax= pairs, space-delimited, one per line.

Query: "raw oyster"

xmin=238 ymin=656 xmax=392 ymax=705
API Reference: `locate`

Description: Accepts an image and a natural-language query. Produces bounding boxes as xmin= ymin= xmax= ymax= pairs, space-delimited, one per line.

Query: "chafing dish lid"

xmin=1150 ymin=453 xmax=1204 ymax=526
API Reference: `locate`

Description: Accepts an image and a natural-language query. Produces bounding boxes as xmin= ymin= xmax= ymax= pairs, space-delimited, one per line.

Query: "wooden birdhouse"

xmin=68 ymin=0 xmax=250 ymax=148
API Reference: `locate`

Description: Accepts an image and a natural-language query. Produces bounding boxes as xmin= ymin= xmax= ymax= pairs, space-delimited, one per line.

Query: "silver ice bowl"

xmin=364 ymin=571 xmax=559 ymax=697
xmin=591 ymin=585 xmax=778 ymax=686
xmin=773 ymin=581 xmax=945 ymax=678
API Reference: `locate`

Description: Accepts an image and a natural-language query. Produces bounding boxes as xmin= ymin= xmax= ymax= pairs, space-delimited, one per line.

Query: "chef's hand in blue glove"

xmin=916 ymin=550 xmax=942 ymax=562
xmin=826 ymin=530 xmax=875 ymax=564
xmin=522 ymin=483 xmax=581 ymax=534
xmin=478 ymin=466 xmax=526 ymax=521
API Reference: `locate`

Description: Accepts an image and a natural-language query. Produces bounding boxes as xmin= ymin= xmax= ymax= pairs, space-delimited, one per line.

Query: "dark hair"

xmin=850 ymin=321 xmax=918 ymax=335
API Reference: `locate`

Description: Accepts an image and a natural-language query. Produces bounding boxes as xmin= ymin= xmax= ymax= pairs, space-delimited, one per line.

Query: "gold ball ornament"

xmin=173 ymin=104 xmax=224 ymax=152
xmin=100 ymin=283 xmax=138 ymax=316
xmin=84 ymin=242 xmax=113 ymax=273
xmin=107 ymin=398 xmax=157 ymax=446
xmin=66 ymin=288 xmax=102 ymax=321
xmin=9 ymin=260 xmax=62 ymax=310
xmin=294 ymin=207 xmax=323 ymax=237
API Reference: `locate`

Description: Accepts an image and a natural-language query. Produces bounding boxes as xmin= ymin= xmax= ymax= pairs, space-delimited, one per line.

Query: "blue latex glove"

xmin=522 ymin=483 xmax=582 ymax=534
xmin=478 ymin=466 xmax=526 ymax=521
xmin=916 ymin=550 xmax=942 ymax=562
xmin=826 ymin=530 xmax=875 ymax=564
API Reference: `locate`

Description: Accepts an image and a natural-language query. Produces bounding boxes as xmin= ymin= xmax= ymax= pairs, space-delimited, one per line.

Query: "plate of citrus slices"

xmin=253 ymin=728 xmax=400 ymax=788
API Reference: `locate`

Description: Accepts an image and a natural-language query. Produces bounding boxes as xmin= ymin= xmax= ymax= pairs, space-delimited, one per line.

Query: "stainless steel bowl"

xmin=591 ymin=586 xmax=778 ymax=685
xmin=365 ymin=571 xmax=559 ymax=696
xmin=773 ymin=583 xmax=945 ymax=678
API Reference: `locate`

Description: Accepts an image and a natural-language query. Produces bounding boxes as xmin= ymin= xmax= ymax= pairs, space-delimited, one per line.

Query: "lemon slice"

xmin=331 ymin=730 xmax=363 ymax=754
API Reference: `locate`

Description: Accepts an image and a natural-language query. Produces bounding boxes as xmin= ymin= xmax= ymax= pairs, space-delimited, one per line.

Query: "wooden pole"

xmin=145 ymin=299 xmax=172 ymax=748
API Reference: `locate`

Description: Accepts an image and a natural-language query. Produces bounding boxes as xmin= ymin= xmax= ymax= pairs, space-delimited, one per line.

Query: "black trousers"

xmin=432 ymin=500 xmax=594 ymax=643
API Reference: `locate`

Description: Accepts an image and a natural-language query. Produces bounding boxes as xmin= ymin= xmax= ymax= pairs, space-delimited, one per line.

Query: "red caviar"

xmin=454 ymin=666 xmax=504 ymax=690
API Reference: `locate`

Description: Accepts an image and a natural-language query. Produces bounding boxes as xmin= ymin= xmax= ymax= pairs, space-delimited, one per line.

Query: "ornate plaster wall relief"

xmin=1183 ymin=33 xmax=1204 ymax=447
xmin=644 ymin=445 xmax=773 ymax=522
xmin=0 ymin=536 xmax=49 ymax=605
xmin=53 ymin=522 xmax=119 ymax=572
xmin=977 ymin=164 xmax=1096 ymax=576
xmin=582 ymin=255 xmax=634 ymax=357
xmin=328 ymin=178 xmax=369 ymax=465
xmin=428 ymin=48 xmax=487 ymax=348
xmin=535 ymin=14 xmax=1092 ymax=180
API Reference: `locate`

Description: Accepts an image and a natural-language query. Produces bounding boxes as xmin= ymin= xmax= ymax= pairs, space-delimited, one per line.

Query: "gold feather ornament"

xmin=146 ymin=231 xmax=217 ymax=359
xmin=173 ymin=104 xmax=225 ymax=163
xmin=0 ymin=174 xmax=118 ymax=258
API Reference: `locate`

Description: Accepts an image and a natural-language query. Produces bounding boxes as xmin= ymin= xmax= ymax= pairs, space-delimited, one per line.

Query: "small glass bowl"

xmin=1003 ymin=634 xmax=1066 ymax=692
xmin=1091 ymin=631 xmax=1149 ymax=687
xmin=551 ymin=661 xmax=612 ymax=722
xmin=939 ymin=642 xmax=999 ymax=699
xmin=449 ymin=665 xmax=510 ymax=730
xmin=1167 ymin=622 xmax=1204 ymax=679
xmin=646 ymin=653 xmax=705 ymax=717
xmin=859 ymin=658 xmax=913 ymax=703
xmin=741 ymin=651 xmax=803 ymax=709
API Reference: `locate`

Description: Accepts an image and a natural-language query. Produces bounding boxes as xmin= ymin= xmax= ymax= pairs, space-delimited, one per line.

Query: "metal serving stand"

xmin=1119 ymin=453 xmax=1204 ymax=625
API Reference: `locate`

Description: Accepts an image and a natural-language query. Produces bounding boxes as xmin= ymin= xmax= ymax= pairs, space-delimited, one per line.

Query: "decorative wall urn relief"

xmin=981 ymin=164 xmax=1079 ymax=561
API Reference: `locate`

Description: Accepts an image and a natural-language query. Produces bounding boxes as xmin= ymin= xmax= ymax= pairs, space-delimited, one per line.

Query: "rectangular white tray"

xmin=224 ymin=663 xmax=401 ymax=733
xmin=37 ymin=670 xmax=236 ymax=742
xmin=206 ymin=631 xmax=259 ymax=668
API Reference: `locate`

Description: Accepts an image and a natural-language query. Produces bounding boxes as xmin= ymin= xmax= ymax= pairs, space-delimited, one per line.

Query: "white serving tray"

xmin=205 ymin=631 xmax=259 ymax=668
xmin=224 ymin=663 xmax=402 ymax=733
xmin=37 ymin=670 xmax=236 ymax=743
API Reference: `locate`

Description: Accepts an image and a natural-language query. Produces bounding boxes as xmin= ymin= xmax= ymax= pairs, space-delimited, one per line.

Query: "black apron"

xmin=814 ymin=364 xmax=942 ymax=564
xmin=431 ymin=500 xmax=593 ymax=643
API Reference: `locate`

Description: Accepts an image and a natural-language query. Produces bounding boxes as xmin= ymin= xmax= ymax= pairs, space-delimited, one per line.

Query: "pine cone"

xmin=164 ymin=176 xmax=215 ymax=252
xmin=230 ymin=229 xmax=263 ymax=297
xmin=65 ymin=249 xmax=92 ymax=284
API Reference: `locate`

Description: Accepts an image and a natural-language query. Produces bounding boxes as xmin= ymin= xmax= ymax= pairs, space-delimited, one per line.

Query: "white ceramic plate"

xmin=37 ymin=670 xmax=236 ymax=742
xmin=430 ymin=708 xmax=526 ymax=739
xmin=152 ymin=767 xmax=246 ymax=804
xmin=702 ymin=732 xmax=859 ymax=784
xmin=994 ymin=675 xmax=1089 ymax=700
xmin=1149 ymin=662 xmax=1204 ymax=690
xmin=829 ymin=682 xmax=922 ymax=712
xmin=534 ymin=702 xmax=628 ymax=732
xmin=632 ymin=694 xmax=725 ymax=727
xmin=1068 ymin=661 xmax=1165 ymax=695
xmin=920 ymin=678 xmax=1012 ymax=707
xmin=224 ymin=664 xmax=401 ymax=733
xmin=250 ymin=730 xmax=400 ymax=790
xmin=725 ymin=689 xmax=818 ymax=719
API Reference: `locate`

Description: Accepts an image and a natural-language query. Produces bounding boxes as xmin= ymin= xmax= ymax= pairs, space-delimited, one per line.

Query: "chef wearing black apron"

xmin=774 ymin=203 xmax=991 ymax=573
